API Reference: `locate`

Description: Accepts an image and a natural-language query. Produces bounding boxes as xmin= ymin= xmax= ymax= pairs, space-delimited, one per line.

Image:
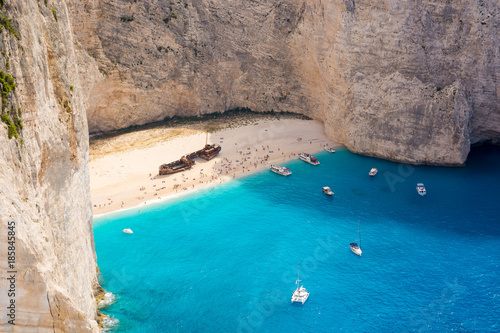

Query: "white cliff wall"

xmin=69 ymin=0 xmax=499 ymax=165
xmin=0 ymin=0 xmax=99 ymax=331
xmin=321 ymin=0 xmax=499 ymax=165
xmin=0 ymin=0 xmax=498 ymax=328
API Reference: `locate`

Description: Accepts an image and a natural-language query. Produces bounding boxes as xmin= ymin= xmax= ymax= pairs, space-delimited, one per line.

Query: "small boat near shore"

xmin=322 ymin=186 xmax=334 ymax=196
xmin=270 ymin=165 xmax=292 ymax=176
xmin=369 ymin=168 xmax=378 ymax=177
xmin=123 ymin=228 xmax=133 ymax=234
xmin=291 ymin=262 xmax=309 ymax=304
xmin=417 ymin=183 xmax=426 ymax=196
xmin=298 ymin=153 xmax=320 ymax=165
xmin=324 ymin=146 xmax=336 ymax=153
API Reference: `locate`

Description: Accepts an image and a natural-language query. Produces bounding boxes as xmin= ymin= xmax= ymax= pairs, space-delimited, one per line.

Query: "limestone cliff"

xmin=0 ymin=0 xmax=99 ymax=331
xmin=71 ymin=0 xmax=499 ymax=165
xmin=0 ymin=1 xmax=498 ymax=329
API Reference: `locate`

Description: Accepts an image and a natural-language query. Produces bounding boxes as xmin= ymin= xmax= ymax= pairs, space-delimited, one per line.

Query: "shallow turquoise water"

xmin=94 ymin=145 xmax=500 ymax=332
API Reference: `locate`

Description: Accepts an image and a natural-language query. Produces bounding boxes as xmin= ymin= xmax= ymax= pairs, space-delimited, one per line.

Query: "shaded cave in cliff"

xmin=88 ymin=108 xmax=312 ymax=141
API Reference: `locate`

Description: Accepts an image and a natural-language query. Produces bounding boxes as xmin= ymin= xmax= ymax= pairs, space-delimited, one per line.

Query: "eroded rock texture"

xmin=0 ymin=0 xmax=99 ymax=331
xmin=0 ymin=1 xmax=498 ymax=331
xmin=71 ymin=0 xmax=499 ymax=165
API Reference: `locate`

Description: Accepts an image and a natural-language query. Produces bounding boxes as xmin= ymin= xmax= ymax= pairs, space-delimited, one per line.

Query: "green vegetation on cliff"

xmin=120 ymin=16 xmax=134 ymax=22
xmin=0 ymin=15 xmax=19 ymax=38
xmin=0 ymin=1 xmax=18 ymax=38
xmin=0 ymin=71 xmax=15 ymax=110
xmin=0 ymin=108 xmax=22 ymax=141
xmin=0 ymin=5 xmax=21 ymax=144
xmin=52 ymin=8 xmax=58 ymax=22
xmin=0 ymin=71 xmax=22 ymax=144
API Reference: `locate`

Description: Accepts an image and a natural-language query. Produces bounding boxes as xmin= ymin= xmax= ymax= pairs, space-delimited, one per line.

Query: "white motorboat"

xmin=350 ymin=220 xmax=362 ymax=256
xmin=270 ymin=164 xmax=292 ymax=176
xmin=298 ymin=153 xmax=320 ymax=165
xmin=291 ymin=262 xmax=309 ymax=304
xmin=324 ymin=146 xmax=336 ymax=153
xmin=369 ymin=168 xmax=378 ymax=177
xmin=123 ymin=228 xmax=133 ymax=234
xmin=416 ymin=183 xmax=426 ymax=196
xmin=322 ymin=186 xmax=334 ymax=196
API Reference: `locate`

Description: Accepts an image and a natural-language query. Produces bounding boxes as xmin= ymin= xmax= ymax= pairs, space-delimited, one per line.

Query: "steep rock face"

xmin=70 ymin=0 xmax=499 ymax=165
xmin=323 ymin=0 xmax=499 ymax=165
xmin=0 ymin=0 xmax=99 ymax=331
xmin=0 ymin=1 xmax=495 ymax=330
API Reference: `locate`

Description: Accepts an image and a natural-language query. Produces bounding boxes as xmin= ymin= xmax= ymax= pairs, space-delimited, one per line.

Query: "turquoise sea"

xmin=94 ymin=145 xmax=500 ymax=332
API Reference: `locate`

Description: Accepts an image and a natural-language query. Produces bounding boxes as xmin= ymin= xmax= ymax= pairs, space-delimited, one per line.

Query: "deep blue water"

xmin=94 ymin=145 xmax=500 ymax=333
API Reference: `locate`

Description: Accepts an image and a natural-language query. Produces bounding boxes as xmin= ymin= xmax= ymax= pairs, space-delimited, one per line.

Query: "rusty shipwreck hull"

xmin=159 ymin=144 xmax=221 ymax=175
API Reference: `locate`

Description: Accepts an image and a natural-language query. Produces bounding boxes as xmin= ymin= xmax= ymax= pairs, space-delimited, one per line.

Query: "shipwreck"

xmin=159 ymin=144 xmax=222 ymax=175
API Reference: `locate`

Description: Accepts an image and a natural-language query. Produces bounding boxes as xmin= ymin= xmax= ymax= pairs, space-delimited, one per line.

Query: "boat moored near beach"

xmin=417 ymin=183 xmax=426 ymax=196
xmin=322 ymin=186 xmax=334 ymax=196
xmin=369 ymin=168 xmax=378 ymax=177
xmin=324 ymin=146 xmax=336 ymax=153
xmin=270 ymin=165 xmax=292 ymax=176
xmin=123 ymin=228 xmax=133 ymax=234
xmin=298 ymin=153 xmax=320 ymax=165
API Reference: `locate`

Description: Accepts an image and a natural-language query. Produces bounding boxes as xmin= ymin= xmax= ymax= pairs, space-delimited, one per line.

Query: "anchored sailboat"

xmin=350 ymin=220 xmax=362 ymax=256
xmin=291 ymin=262 xmax=309 ymax=304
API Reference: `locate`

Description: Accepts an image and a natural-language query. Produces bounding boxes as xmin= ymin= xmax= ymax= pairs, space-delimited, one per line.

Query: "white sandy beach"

xmin=90 ymin=118 xmax=341 ymax=216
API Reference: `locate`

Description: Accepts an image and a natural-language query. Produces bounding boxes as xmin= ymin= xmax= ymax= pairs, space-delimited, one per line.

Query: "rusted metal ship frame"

xmin=159 ymin=144 xmax=222 ymax=175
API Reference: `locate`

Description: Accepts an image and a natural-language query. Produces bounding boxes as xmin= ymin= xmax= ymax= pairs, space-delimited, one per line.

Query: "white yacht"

xmin=298 ymin=153 xmax=320 ymax=165
xmin=322 ymin=186 xmax=334 ymax=196
xmin=416 ymin=183 xmax=426 ymax=196
xmin=123 ymin=228 xmax=133 ymax=234
xmin=270 ymin=165 xmax=292 ymax=176
xmin=324 ymin=146 xmax=336 ymax=153
xmin=369 ymin=168 xmax=378 ymax=177
xmin=291 ymin=262 xmax=309 ymax=304
xmin=350 ymin=220 xmax=362 ymax=256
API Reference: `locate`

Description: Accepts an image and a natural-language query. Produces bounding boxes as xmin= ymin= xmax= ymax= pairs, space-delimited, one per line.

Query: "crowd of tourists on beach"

xmin=93 ymin=140 xmax=324 ymax=213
